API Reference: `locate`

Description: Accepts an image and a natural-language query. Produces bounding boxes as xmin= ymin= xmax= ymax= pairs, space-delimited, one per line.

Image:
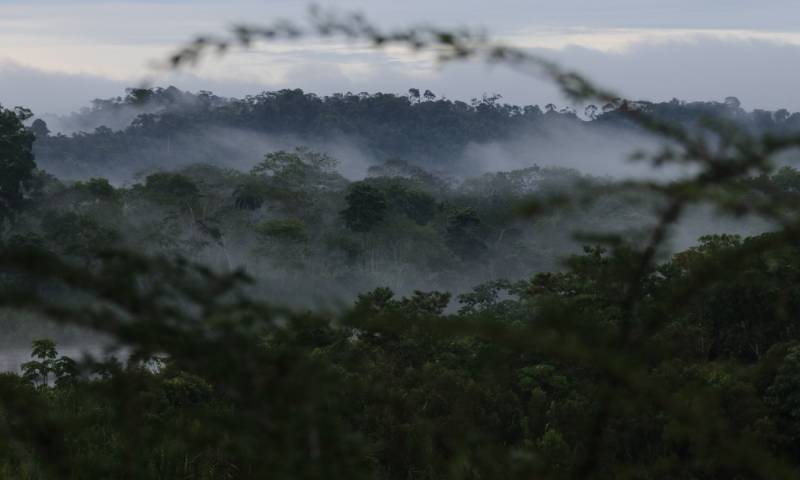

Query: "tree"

xmin=21 ymin=339 xmax=58 ymax=388
xmin=125 ymin=87 xmax=154 ymax=105
xmin=29 ymin=118 xmax=50 ymax=138
xmin=445 ymin=208 xmax=488 ymax=260
xmin=251 ymin=147 xmax=343 ymax=192
xmin=142 ymin=172 xmax=199 ymax=205
xmin=41 ymin=210 xmax=120 ymax=265
xmin=75 ymin=177 xmax=116 ymax=200
xmin=341 ymin=183 xmax=387 ymax=232
xmin=255 ymin=218 xmax=309 ymax=267
xmin=0 ymin=104 xmax=36 ymax=223
xmin=766 ymin=345 xmax=800 ymax=447
xmin=7 ymin=9 xmax=800 ymax=480
xmin=233 ymin=180 xmax=269 ymax=210
xmin=724 ymin=96 xmax=742 ymax=109
xmin=383 ymin=182 xmax=438 ymax=225
xmin=21 ymin=340 xmax=79 ymax=389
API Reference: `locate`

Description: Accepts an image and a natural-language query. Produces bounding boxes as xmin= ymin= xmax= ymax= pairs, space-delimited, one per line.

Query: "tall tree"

xmin=0 ymin=105 xmax=36 ymax=223
xmin=341 ymin=183 xmax=388 ymax=232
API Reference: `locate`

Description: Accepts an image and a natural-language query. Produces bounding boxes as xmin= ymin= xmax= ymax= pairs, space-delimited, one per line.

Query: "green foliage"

xmin=21 ymin=340 xmax=78 ymax=388
xmin=255 ymin=218 xmax=308 ymax=242
xmin=246 ymin=148 xmax=347 ymax=219
xmin=5 ymin=228 xmax=800 ymax=478
xmin=254 ymin=148 xmax=333 ymax=174
xmin=383 ymin=181 xmax=438 ymax=225
xmin=0 ymin=104 xmax=37 ymax=222
xmin=73 ymin=178 xmax=116 ymax=200
xmin=341 ymin=183 xmax=388 ymax=232
xmin=232 ymin=179 xmax=269 ymax=210
xmin=445 ymin=208 xmax=488 ymax=260
xmin=29 ymin=119 xmax=50 ymax=138
xmin=766 ymin=345 xmax=800 ymax=446
xmin=8 ymin=10 xmax=800 ymax=480
xmin=251 ymin=147 xmax=342 ymax=191
xmin=40 ymin=210 xmax=120 ymax=264
xmin=142 ymin=172 xmax=199 ymax=204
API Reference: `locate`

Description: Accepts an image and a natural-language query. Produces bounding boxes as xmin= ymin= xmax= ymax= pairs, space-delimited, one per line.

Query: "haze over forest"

xmin=4 ymin=3 xmax=800 ymax=479
xmin=10 ymin=87 xmax=780 ymax=308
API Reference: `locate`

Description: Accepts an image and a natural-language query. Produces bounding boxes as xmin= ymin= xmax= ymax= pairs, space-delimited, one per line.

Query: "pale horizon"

xmin=3 ymin=0 xmax=800 ymax=114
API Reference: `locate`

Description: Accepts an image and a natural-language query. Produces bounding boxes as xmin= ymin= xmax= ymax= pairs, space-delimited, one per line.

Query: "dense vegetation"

xmin=5 ymin=232 xmax=800 ymax=479
xmin=6 ymin=16 xmax=800 ymax=477
xmin=2 ymin=89 xmax=800 ymax=477
xmin=33 ymin=87 xmax=800 ymax=180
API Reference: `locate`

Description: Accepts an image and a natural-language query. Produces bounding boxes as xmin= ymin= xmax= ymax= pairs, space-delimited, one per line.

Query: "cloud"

xmin=9 ymin=1 xmax=799 ymax=32
xmin=547 ymin=37 xmax=800 ymax=111
xmin=3 ymin=35 xmax=800 ymax=116
xmin=3 ymin=0 xmax=800 ymax=116
xmin=235 ymin=36 xmax=800 ymax=112
xmin=0 ymin=60 xmax=265 ymax=115
xmin=0 ymin=61 xmax=125 ymax=114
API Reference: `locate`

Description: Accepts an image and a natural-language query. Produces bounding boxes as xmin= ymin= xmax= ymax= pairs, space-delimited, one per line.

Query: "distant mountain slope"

xmin=29 ymin=87 xmax=800 ymax=180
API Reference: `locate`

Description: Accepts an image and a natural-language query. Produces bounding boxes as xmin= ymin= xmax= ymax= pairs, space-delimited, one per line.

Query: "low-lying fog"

xmin=1 ymin=99 xmax=784 ymax=371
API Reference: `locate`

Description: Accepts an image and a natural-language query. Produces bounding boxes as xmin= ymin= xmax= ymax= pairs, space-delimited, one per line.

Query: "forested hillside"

xmin=9 ymin=89 xmax=788 ymax=313
xmin=2 ymin=85 xmax=800 ymax=477
xmin=3 ymin=7 xmax=800 ymax=471
xmin=32 ymin=87 xmax=800 ymax=180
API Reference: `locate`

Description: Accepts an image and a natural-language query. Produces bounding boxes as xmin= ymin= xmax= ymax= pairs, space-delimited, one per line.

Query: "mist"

xmin=4 ymin=88 xmax=787 ymax=363
xmin=6 ymin=4 xmax=800 ymax=476
xmin=461 ymin=119 xmax=688 ymax=179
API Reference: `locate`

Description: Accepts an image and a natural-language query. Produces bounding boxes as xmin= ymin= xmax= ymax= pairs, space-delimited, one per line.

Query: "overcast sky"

xmin=3 ymin=0 xmax=800 ymax=114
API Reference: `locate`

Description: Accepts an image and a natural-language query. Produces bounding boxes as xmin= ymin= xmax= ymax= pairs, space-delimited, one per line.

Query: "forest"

xmin=4 ymin=11 xmax=800 ymax=480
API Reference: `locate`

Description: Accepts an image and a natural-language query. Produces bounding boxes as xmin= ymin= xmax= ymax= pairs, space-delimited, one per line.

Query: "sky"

xmin=3 ymin=0 xmax=800 ymax=115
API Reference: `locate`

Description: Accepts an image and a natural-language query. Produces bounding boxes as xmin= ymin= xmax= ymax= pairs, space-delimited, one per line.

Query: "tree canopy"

xmin=4 ymin=8 xmax=800 ymax=480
